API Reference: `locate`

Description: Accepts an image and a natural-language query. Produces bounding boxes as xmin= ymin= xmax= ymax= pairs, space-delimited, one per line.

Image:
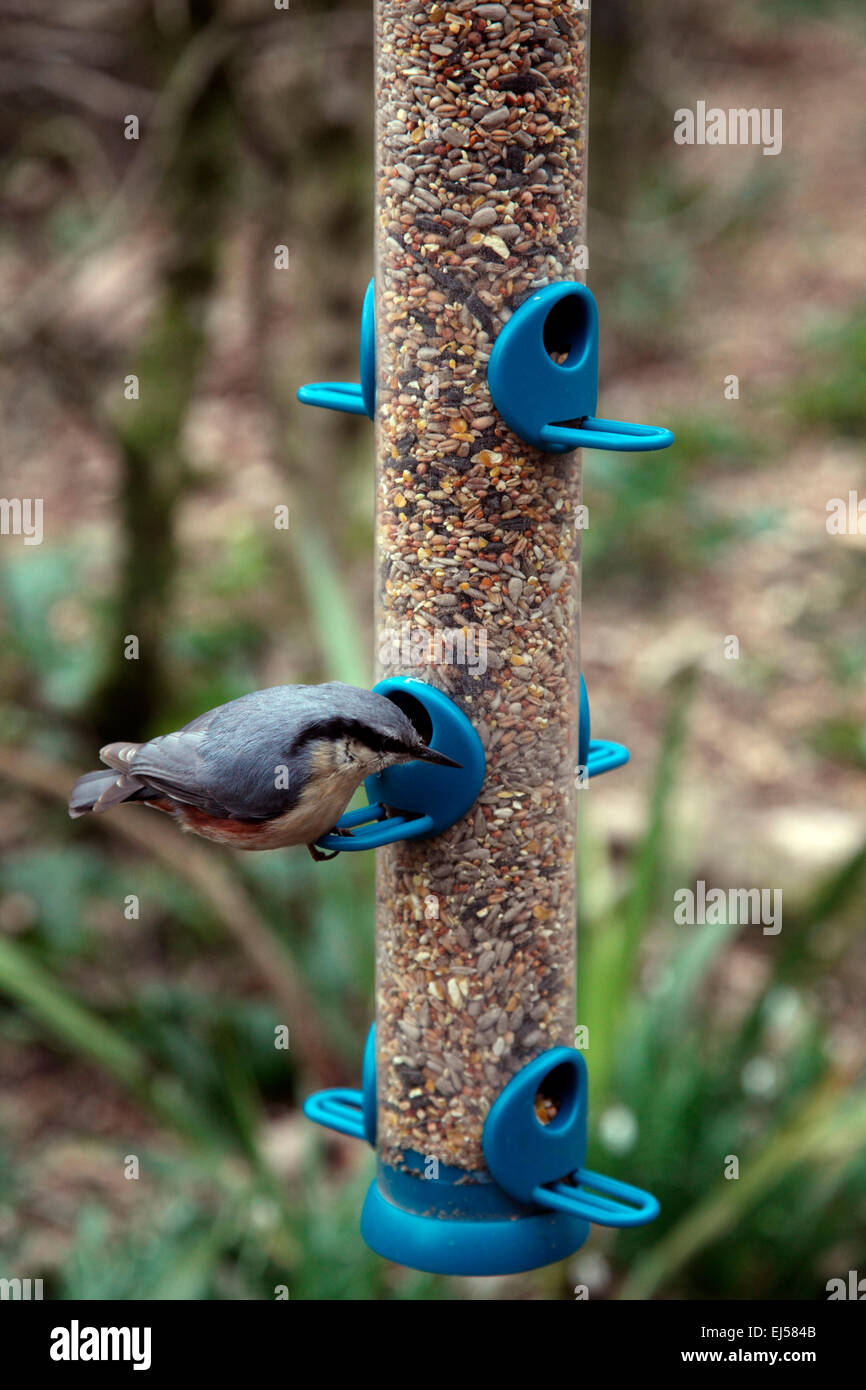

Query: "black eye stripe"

xmin=291 ymin=720 xmax=418 ymax=758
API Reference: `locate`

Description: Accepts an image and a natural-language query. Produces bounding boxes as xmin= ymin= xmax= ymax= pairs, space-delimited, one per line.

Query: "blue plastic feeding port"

xmin=304 ymin=1024 xmax=377 ymax=1146
xmin=488 ymin=282 xmax=674 ymax=455
xmin=314 ymin=678 xmax=486 ymax=853
xmin=297 ymin=278 xmax=376 ymax=420
xmin=297 ymin=277 xmax=671 ymax=457
xmin=306 ymin=1031 xmax=657 ymax=1271
xmin=483 ymin=1048 xmax=659 ymax=1229
xmin=580 ymin=673 xmax=630 ymax=778
xmin=587 ymin=739 xmax=630 ymax=777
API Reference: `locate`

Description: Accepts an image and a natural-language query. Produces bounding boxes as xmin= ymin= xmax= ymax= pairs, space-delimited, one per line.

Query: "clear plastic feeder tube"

xmin=373 ymin=0 xmax=590 ymax=1198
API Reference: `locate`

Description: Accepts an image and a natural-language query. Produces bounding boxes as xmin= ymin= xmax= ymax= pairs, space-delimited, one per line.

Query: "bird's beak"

xmin=413 ymin=744 xmax=462 ymax=769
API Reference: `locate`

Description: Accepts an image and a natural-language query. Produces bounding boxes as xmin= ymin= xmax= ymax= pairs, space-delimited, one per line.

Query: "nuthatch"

xmin=68 ymin=682 xmax=459 ymax=860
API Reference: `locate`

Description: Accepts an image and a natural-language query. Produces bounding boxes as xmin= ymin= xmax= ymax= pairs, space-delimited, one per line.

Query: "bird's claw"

xmin=307 ymin=842 xmax=341 ymax=862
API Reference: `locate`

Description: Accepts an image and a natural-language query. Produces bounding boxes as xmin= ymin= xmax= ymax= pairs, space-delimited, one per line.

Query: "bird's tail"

xmin=68 ymin=766 xmax=154 ymax=819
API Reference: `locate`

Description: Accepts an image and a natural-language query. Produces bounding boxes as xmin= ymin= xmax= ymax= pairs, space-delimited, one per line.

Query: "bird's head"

xmin=295 ymin=684 xmax=461 ymax=784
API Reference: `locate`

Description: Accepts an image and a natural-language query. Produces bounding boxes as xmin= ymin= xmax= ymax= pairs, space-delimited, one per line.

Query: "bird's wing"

xmin=127 ymin=729 xmax=234 ymax=816
xmin=128 ymin=718 xmax=308 ymax=821
xmin=99 ymin=741 xmax=142 ymax=772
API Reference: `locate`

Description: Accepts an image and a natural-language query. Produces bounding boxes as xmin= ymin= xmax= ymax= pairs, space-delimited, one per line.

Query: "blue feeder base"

xmin=361 ymin=1179 xmax=588 ymax=1277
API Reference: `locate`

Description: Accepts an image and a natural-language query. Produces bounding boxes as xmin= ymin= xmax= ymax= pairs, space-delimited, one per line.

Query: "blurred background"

xmin=0 ymin=0 xmax=864 ymax=1300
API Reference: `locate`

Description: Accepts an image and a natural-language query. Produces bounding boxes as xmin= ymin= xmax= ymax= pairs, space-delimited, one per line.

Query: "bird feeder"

xmin=300 ymin=0 xmax=671 ymax=1276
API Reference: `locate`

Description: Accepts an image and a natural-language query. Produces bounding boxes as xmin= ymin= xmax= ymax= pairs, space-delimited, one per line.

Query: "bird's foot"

xmin=307 ymin=843 xmax=341 ymax=862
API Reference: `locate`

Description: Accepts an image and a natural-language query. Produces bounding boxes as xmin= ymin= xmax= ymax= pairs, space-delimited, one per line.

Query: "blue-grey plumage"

xmin=68 ymin=682 xmax=460 ymax=858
